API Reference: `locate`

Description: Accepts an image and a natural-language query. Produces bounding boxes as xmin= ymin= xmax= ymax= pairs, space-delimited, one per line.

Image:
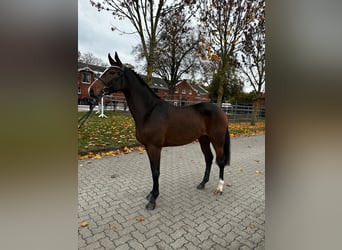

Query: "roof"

xmin=140 ymin=75 xmax=169 ymax=90
xmin=78 ymin=62 xmax=106 ymax=73
xmin=78 ymin=66 xmax=94 ymax=73
xmin=176 ymin=80 xmax=208 ymax=95
xmin=192 ymin=84 xmax=208 ymax=95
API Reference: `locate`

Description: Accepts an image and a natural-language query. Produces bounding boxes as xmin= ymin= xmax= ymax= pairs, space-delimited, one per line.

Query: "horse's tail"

xmin=224 ymin=128 xmax=231 ymax=166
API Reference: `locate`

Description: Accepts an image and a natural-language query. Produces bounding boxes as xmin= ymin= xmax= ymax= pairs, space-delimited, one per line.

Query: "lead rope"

xmin=78 ymin=102 xmax=95 ymax=129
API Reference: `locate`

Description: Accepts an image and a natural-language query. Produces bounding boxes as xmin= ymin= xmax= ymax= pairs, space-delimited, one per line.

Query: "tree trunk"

xmin=217 ymin=82 xmax=224 ymax=105
xmin=146 ymin=62 xmax=153 ymax=86
xmin=216 ymin=66 xmax=225 ymax=105
xmin=251 ymin=95 xmax=260 ymax=125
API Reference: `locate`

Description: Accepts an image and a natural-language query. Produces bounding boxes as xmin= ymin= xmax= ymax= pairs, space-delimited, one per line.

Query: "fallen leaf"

xmin=255 ymin=170 xmax=263 ymax=174
xmin=136 ymin=216 xmax=145 ymax=222
xmin=80 ymin=221 xmax=89 ymax=227
xmin=248 ymin=223 xmax=255 ymax=229
xmin=123 ymin=146 xmax=131 ymax=154
xmin=111 ymin=225 xmax=118 ymax=231
xmin=239 ymin=168 xmax=244 ymax=171
xmin=255 ymin=160 xmax=260 ymax=163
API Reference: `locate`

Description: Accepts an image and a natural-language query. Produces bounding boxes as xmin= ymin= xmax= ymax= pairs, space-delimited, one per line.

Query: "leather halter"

xmin=98 ymin=66 xmax=124 ymax=91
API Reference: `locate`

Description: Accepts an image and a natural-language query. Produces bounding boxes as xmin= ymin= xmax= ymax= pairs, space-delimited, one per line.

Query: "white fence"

xmin=223 ymin=104 xmax=265 ymax=122
xmin=78 ymin=97 xmax=265 ymax=122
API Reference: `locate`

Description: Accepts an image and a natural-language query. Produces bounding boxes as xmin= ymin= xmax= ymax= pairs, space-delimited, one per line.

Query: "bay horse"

xmin=88 ymin=52 xmax=230 ymax=210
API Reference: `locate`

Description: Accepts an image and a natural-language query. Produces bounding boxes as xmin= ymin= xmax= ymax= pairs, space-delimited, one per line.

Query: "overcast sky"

xmin=78 ymin=0 xmax=140 ymax=67
xmin=78 ymin=0 xmax=254 ymax=92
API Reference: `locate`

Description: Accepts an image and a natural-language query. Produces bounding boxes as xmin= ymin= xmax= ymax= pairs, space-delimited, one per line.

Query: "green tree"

xmin=231 ymin=91 xmax=257 ymax=104
xmin=208 ymin=67 xmax=243 ymax=103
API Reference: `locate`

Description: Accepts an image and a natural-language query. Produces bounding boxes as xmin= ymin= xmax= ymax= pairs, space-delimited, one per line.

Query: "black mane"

xmin=127 ymin=67 xmax=161 ymax=100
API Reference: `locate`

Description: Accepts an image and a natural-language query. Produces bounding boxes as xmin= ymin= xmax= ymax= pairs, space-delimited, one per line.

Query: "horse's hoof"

xmin=197 ymin=183 xmax=205 ymax=189
xmin=146 ymin=202 xmax=156 ymax=210
xmin=214 ymin=190 xmax=223 ymax=195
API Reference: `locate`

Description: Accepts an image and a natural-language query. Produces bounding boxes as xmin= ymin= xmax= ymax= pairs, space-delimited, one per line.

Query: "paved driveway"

xmin=78 ymin=135 xmax=265 ymax=249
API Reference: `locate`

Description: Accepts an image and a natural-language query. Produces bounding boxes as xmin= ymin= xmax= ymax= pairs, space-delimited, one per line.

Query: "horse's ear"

xmin=114 ymin=52 xmax=122 ymax=66
xmin=108 ymin=53 xmax=116 ymax=65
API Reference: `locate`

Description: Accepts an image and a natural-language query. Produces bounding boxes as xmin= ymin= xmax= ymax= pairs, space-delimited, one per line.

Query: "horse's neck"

xmin=123 ymin=74 xmax=160 ymax=127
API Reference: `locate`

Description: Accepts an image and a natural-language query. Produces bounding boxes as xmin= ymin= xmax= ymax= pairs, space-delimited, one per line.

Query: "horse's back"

xmin=192 ymin=102 xmax=227 ymax=121
xmin=141 ymin=101 xmax=227 ymax=147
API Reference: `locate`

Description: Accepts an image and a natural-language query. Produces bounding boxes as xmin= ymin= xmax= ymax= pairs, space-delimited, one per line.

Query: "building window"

xmin=82 ymin=72 xmax=91 ymax=83
xmin=182 ymin=89 xmax=186 ymax=95
xmin=78 ymin=87 xmax=81 ymax=94
xmin=189 ymin=90 xmax=192 ymax=95
xmin=175 ymin=88 xmax=179 ymax=93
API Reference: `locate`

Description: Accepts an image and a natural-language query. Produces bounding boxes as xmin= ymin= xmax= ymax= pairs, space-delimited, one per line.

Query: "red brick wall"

xmin=173 ymin=81 xmax=209 ymax=102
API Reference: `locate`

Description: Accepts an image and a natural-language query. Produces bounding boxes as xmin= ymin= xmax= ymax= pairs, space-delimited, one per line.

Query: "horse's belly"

xmin=163 ymin=137 xmax=197 ymax=147
xmin=163 ymin=129 xmax=203 ymax=146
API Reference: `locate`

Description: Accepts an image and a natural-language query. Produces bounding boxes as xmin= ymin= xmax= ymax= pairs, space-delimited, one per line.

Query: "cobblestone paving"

xmin=78 ymin=135 xmax=265 ymax=249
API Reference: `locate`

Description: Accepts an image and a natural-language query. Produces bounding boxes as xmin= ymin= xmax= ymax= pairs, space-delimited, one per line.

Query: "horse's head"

xmin=88 ymin=52 xmax=125 ymax=100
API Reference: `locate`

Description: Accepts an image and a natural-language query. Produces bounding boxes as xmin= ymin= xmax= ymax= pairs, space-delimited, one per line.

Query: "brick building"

xmin=172 ymin=80 xmax=209 ymax=106
xmin=77 ymin=62 xmax=209 ymax=105
xmin=78 ymin=68 xmax=92 ymax=104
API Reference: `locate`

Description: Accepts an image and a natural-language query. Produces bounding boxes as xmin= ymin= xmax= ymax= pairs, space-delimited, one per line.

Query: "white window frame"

xmin=82 ymin=72 xmax=91 ymax=84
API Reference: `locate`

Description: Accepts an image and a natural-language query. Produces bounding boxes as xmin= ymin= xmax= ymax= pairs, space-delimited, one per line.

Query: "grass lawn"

xmin=78 ymin=111 xmax=265 ymax=157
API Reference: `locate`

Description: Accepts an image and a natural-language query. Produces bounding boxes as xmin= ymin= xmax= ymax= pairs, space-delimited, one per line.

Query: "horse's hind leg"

xmin=197 ymin=135 xmax=214 ymax=190
xmin=214 ymin=163 xmax=225 ymax=195
xmin=213 ymin=144 xmax=227 ymax=195
xmin=211 ymin=131 xmax=229 ymax=195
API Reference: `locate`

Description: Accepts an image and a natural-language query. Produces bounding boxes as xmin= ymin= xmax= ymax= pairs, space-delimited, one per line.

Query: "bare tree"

xmin=90 ymin=0 xmax=168 ymax=86
xmin=198 ymin=0 xmax=255 ymax=105
xmin=240 ymin=0 xmax=265 ymax=125
xmin=90 ymin=0 xmax=199 ymax=86
xmin=153 ymin=4 xmax=200 ymax=97
xmin=79 ymin=51 xmax=108 ymax=66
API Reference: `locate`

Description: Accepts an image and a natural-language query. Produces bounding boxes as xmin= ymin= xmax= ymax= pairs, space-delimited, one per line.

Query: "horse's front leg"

xmin=145 ymin=145 xmax=161 ymax=210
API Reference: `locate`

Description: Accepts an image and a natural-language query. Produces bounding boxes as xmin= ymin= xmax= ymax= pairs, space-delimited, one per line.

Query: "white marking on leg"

xmin=216 ymin=179 xmax=224 ymax=193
